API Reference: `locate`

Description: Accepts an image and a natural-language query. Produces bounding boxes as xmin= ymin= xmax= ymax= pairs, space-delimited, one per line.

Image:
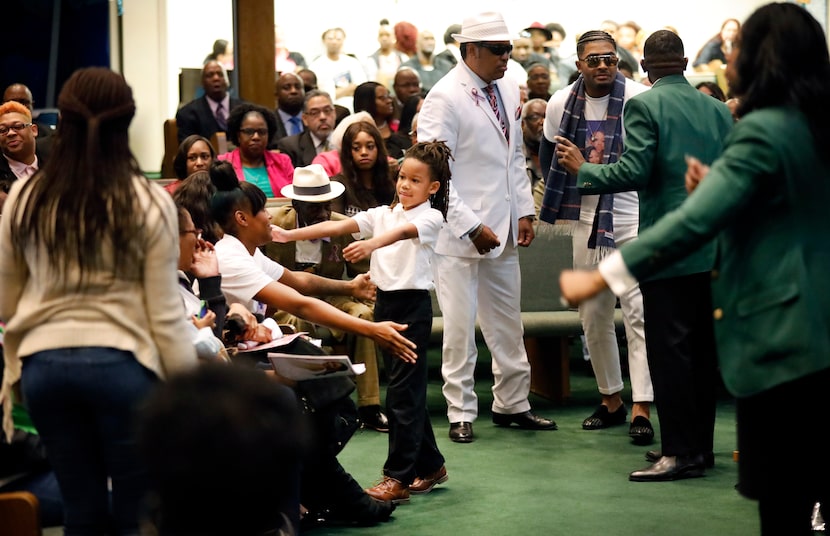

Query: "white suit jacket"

xmin=418 ymin=61 xmax=535 ymax=258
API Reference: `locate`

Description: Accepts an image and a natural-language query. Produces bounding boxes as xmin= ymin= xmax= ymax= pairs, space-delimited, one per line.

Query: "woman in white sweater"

xmin=0 ymin=67 xmax=197 ymax=534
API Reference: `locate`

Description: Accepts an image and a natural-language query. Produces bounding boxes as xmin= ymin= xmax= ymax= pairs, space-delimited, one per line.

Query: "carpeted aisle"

xmin=313 ymin=342 xmax=760 ymax=535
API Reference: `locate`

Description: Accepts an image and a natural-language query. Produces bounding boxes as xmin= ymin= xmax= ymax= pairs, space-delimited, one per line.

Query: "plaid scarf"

xmin=539 ymin=71 xmax=627 ymax=260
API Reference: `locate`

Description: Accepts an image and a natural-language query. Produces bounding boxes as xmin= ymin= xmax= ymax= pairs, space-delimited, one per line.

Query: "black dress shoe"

xmin=628 ymin=415 xmax=654 ymax=445
xmin=646 ymin=450 xmax=715 ymax=468
xmin=492 ymin=410 xmax=557 ymax=430
xmin=582 ymin=404 xmax=627 ymax=430
xmin=629 ymin=455 xmax=705 ymax=482
xmin=449 ymin=421 xmax=474 ymax=443
xmin=359 ymin=405 xmax=389 ymax=433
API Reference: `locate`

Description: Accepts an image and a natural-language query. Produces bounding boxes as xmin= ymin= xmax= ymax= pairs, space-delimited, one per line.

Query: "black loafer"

xmin=492 ymin=410 xmax=557 ymax=430
xmin=629 ymin=455 xmax=706 ymax=482
xmin=628 ymin=415 xmax=654 ymax=445
xmin=582 ymin=404 xmax=627 ymax=430
xmin=359 ymin=405 xmax=389 ymax=433
xmin=646 ymin=449 xmax=715 ymax=468
xmin=449 ymin=421 xmax=474 ymax=443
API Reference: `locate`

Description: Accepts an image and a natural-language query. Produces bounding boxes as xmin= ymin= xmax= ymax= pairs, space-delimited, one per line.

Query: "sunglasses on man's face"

xmin=478 ymin=42 xmax=513 ymax=56
xmin=581 ymin=54 xmax=619 ymax=68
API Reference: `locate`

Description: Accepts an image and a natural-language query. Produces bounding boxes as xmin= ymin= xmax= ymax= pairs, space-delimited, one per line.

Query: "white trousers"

xmin=434 ymin=245 xmax=532 ymax=423
xmin=573 ymin=220 xmax=653 ymax=402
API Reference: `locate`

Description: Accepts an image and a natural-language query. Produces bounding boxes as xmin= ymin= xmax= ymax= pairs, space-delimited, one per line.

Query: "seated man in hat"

xmin=262 ymin=164 xmax=389 ymax=432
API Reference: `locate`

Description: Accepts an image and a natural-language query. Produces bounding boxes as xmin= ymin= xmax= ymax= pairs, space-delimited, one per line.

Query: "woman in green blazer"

xmin=560 ymin=4 xmax=830 ymax=533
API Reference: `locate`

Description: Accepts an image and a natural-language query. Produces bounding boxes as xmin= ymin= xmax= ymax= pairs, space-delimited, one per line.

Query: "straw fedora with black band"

xmin=280 ymin=164 xmax=345 ymax=203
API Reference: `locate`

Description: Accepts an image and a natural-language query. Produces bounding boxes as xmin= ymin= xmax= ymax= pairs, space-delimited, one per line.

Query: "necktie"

xmin=215 ymin=103 xmax=227 ymax=130
xmin=288 ymin=116 xmax=303 ymax=136
xmin=484 ymin=84 xmax=507 ymax=139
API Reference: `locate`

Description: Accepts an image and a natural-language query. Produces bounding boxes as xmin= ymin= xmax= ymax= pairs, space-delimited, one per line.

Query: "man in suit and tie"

xmin=277 ymin=90 xmax=335 ymax=168
xmin=554 ymin=30 xmax=733 ymax=481
xmin=270 ymin=72 xmax=305 ymax=148
xmin=176 ymin=60 xmax=243 ymax=143
xmin=418 ymin=12 xmax=557 ymax=444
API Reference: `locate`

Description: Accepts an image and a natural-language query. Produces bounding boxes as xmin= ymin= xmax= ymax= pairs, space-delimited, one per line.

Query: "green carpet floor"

xmin=312 ymin=340 xmax=761 ymax=535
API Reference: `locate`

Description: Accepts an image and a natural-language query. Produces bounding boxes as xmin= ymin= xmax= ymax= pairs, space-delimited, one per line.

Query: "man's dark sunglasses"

xmin=581 ymin=54 xmax=619 ymax=68
xmin=477 ymin=42 xmax=513 ymax=56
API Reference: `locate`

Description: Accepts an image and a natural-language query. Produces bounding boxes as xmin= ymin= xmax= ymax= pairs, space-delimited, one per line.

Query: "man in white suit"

xmin=418 ymin=12 xmax=557 ymax=443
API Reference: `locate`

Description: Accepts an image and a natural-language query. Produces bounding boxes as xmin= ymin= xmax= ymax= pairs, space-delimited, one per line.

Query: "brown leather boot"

xmin=365 ymin=476 xmax=410 ymax=504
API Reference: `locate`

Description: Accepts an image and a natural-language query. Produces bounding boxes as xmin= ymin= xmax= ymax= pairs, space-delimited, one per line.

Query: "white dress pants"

xmin=434 ymin=244 xmax=532 ymax=423
xmin=573 ymin=220 xmax=653 ymax=403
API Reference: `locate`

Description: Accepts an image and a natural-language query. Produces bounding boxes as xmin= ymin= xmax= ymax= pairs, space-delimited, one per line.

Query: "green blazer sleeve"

xmin=619 ymin=108 xmax=830 ymax=397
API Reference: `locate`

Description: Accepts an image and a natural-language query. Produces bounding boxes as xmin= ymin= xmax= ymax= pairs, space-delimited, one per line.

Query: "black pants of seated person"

xmin=244 ymin=337 xmax=380 ymax=524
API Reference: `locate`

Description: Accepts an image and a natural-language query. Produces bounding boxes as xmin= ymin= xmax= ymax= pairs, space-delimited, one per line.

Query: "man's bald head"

xmin=3 ymin=83 xmax=34 ymax=110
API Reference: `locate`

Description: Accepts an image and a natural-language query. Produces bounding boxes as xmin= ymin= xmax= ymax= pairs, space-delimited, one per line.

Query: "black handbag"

xmin=295 ymin=375 xmax=359 ymax=456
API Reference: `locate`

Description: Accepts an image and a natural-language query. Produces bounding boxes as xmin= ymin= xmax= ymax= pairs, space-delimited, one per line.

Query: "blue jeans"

xmin=22 ymin=347 xmax=159 ymax=536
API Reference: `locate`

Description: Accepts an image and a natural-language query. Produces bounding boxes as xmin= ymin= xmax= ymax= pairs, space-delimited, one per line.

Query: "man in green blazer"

xmin=555 ymin=30 xmax=733 ymax=481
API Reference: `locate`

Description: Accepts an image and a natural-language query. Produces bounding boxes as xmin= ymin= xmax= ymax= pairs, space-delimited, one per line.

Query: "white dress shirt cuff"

xmin=598 ymin=250 xmax=638 ymax=296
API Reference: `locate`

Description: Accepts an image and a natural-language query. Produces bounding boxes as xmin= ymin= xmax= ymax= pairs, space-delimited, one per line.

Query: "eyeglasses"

xmin=528 ymin=72 xmax=550 ymax=81
xmin=186 ymin=152 xmax=212 ymax=162
xmin=523 ymin=113 xmax=544 ymax=123
xmin=305 ymin=106 xmax=335 ymax=117
xmin=580 ymin=54 xmax=619 ymax=68
xmin=239 ymin=128 xmax=268 ymax=137
xmin=477 ymin=42 xmax=513 ymax=56
xmin=0 ymin=122 xmax=33 ymax=136
xmin=180 ymin=228 xmax=202 ymax=238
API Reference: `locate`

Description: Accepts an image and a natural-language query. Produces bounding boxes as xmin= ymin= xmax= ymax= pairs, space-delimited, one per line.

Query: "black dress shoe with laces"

xmin=359 ymin=405 xmax=389 ymax=433
xmin=492 ymin=410 xmax=557 ymax=430
xmin=629 ymin=455 xmax=706 ymax=482
xmin=449 ymin=421 xmax=474 ymax=443
xmin=646 ymin=449 xmax=715 ymax=468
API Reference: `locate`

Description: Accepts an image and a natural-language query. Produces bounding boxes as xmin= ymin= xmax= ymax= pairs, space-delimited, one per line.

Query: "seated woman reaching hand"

xmin=218 ymin=103 xmax=293 ymax=198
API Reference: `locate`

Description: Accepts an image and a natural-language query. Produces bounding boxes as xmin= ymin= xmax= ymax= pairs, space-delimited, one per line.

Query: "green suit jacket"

xmin=577 ymin=74 xmax=734 ymax=281
xmin=618 ymin=107 xmax=830 ymax=397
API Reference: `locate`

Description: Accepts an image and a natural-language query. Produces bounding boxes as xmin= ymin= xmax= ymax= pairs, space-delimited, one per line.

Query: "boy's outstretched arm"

xmin=343 ymin=223 xmax=418 ymax=262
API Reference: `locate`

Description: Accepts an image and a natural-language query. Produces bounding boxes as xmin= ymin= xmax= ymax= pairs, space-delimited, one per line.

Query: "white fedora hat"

xmin=451 ymin=12 xmax=514 ymax=43
xmin=281 ymin=164 xmax=345 ymax=202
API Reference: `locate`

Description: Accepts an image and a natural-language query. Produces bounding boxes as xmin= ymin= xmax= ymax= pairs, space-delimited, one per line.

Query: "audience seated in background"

xmin=331 ymin=121 xmax=396 ymax=217
xmin=175 ymin=60 xmax=243 ymax=143
xmin=203 ymin=39 xmax=233 ymax=70
xmin=396 ymin=94 xmax=422 ymax=140
xmin=277 ymin=90 xmax=335 ymax=168
xmin=308 ymin=28 xmax=367 ymax=112
xmin=172 ymin=170 xmax=223 ymax=244
xmin=271 ymin=72 xmax=306 ymax=148
xmin=695 ymin=81 xmax=726 ymax=102
xmin=393 ymin=21 xmax=418 ymax=58
xmin=297 ymin=69 xmax=318 ymax=93
xmin=353 ymin=82 xmax=409 ymax=159
xmin=693 ymin=18 xmax=741 ymax=70
xmin=435 ymin=24 xmax=462 ymax=67
xmin=263 ymin=165 xmax=388 ymax=432
xmin=365 ymin=19 xmax=407 ymax=90
xmin=0 ymin=102 xmax=45 ymax=213
xmin=166 ymin=135 xmax=216 ymax=193
xmin=400 ymin=30 xmax=452 ymax=95
xmin=275 ymin=24 xmax=307 ymax=74
xmin=218 ymin=103 xmax=293 ymax=198
xmin=311 ymin=111 xmax=374 ymax=178
xmin=3 ymin=83 xmax=54 ymax=142
xmin=525 ymin=63 xmax=553 ymax=101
